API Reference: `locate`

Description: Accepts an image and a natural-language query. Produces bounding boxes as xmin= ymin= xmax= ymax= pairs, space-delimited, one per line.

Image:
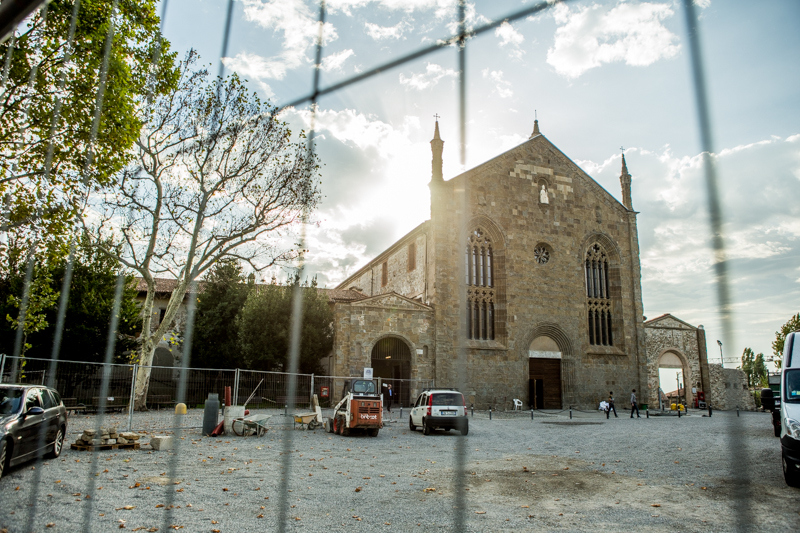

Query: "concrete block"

xmin=150 ymin=435 xmax=173 ymax=451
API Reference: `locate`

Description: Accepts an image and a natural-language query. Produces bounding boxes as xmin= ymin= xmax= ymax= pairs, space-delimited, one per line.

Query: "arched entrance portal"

xmin=371 ymin=337 xmax=412 ymax=407
xmin=657 ymin=350 xmax=694 ymax=408
xmin=528 ymin=336 xmax=562 ymax=409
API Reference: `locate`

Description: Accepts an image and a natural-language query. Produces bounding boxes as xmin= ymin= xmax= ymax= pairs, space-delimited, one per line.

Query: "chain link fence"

xmin=0 ymin=0 xmax=753 ymax=530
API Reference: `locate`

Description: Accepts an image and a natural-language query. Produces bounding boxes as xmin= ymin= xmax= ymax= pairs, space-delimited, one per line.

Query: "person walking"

xmin=630 ymin=389 xmax=640 ymax=418
xmin=386 ymin=384 xmax=393 ymax=412
xmin=606 ymin=392 xmax=617 ymax=419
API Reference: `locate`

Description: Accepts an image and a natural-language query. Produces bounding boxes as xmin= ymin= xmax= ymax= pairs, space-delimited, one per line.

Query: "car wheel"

xmin=783 ymin=451 xmax=800 ymax=488
xmin=0 ymin=439 xmax=7 ymax=479
xmin=460 ymin=421 xmax=469 ymax=436
xmin=774 ymin=421 xmax=781 ymax=438
xmin=368 ymin=428 xmax=379 ymax=437
xmin=48 ymin=427 xmax=65 ymax=459
xmin=422 ymin=418 xmax=431 ymax=435
xmin=409 ymin=416 xmax=416 ymax=431
xmin=341 ymin=418 xmax=350 ymax=437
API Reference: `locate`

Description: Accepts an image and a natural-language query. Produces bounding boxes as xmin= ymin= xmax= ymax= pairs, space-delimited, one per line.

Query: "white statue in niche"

xmin=539 ymin=184 xmax=549 ymax=204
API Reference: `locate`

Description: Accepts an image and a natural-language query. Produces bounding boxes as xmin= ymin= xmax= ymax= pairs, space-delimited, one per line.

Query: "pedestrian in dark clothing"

xmin=630 ymin=389 xmax=640 ymax=418
xmin=606 ymin=392 xmax=617 ymax=418
xmin=386 ymin=384 xmax=393 ymax=412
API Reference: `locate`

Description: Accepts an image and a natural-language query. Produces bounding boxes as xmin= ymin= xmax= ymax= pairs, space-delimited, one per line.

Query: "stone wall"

xmin=339 ymin=225 xmax=428 ymax=300
xmin=644 ymin=315 xmax=711 ymax=408
xmin=331 ymin=292 xmax=435 ymax=386
xmin=708 ymin=364 xmax=756 ymax=411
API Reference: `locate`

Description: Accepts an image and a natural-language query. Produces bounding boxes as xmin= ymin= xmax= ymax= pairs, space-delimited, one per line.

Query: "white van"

xmin=780 ymin=331 xmax=800 ymax=487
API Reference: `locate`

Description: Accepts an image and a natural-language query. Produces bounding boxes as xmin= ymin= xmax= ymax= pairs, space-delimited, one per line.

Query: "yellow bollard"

xmin=175 ymin=402 xmax=187 ymax=415
xmin=670 ymin=403 xmax=677 ymax=411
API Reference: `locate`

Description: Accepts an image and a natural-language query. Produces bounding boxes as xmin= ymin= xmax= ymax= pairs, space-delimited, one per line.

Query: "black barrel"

xmin=761 ymin=388 xmax=775 ymax=411
xmin=203 ymin=393 xmax=220 ymax=436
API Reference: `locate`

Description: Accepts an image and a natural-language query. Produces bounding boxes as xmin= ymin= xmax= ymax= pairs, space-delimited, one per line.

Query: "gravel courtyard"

xmin=1 ymin=408 xmax=798 ymax=532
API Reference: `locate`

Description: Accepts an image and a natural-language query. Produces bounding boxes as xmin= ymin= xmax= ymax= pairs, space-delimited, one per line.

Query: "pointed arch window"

xmin=465 ymin=228 xmax=495 ymax=340
xmin=585 ymin=243 xmax=613 ymax=346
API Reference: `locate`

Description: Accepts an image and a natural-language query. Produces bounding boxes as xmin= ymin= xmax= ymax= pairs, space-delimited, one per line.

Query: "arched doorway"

xmin=371 ymin=337 xmax=412 ymax=407
xmin=528 ymin=335 xmax=562 ymax=409
xmin=657 ymin=350 xmax=693 ymax=408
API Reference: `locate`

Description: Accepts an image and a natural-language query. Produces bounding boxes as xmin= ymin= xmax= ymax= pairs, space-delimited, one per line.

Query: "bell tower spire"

xmin=619 ymin=148 xmax=633 ymax=210
xmin=430 ymin=115 xmax=444 ymax=183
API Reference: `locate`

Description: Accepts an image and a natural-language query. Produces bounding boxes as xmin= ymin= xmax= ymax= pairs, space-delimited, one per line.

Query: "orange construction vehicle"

xmin=326 ymin=379 xmax=382 ymax=437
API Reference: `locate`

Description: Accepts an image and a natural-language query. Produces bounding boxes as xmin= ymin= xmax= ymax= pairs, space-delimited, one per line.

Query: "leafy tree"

xmin=0 ymin=0 xmax=178 ymax=260
xmin=191 ymin=259 xmax=251 ymax=369
xmin=772 ymin=313 xmax=800 ymax=370
xmin=741 ymin=347 xmax=755 ymax=387
xmin=85 ymin=53 xmax=321 ymax=409
xmin=0 ymin=237 xmax=140 ymax=364
xmin=753 ymin=353 xmax=768 ymax=388
xmin=237 ymin=275 xmax=333 ymax=374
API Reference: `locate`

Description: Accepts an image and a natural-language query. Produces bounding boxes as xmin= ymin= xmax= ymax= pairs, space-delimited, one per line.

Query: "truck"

xmin=326 ymin=379 xmax=382 ymax=437
xmin=779 ymin=331 xmax=800 ymax=487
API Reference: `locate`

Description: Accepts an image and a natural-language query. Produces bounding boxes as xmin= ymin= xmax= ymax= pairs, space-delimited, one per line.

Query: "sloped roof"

xmin=644 ymin=313 xmax=698 ymax=329
xmin=135 ymin=277 xmax=366 ymax=303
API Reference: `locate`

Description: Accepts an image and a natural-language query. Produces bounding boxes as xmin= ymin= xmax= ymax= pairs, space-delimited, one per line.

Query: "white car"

xmin=780 ymin=332 xmax=800 ymax=487
xmin=409 ymin=389 xmax=468 ymax=435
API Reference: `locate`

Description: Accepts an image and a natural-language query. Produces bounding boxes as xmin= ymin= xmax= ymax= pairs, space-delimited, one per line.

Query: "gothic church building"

xmin=330 ymin=120 xmax=647 ymax=410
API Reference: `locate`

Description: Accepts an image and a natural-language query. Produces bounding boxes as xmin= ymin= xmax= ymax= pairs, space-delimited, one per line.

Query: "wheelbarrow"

xmin=230 ymin=414 xmax=271 ymax=437
xmin=293 ymin=412 xmax=322 ymax=430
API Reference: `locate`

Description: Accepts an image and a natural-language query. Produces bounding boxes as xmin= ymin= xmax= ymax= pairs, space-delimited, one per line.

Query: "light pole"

xmin=717 ymin=340 xmax=724 ymax=368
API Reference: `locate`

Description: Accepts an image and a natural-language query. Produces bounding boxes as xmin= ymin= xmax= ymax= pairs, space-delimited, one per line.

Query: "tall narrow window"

xmin=465 ymin=228 xmax=495 ymax=340
xmin=381 ymin=261 xmax=388 ymax=287
xmin=585 ymin=243 xmax=613 ymax=346
xmin=408 ymin=243 xmax=416 ymax=271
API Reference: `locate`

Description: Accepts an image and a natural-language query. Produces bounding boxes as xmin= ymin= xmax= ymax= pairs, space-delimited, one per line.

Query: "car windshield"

xmin=0 ymin=388 xmax=24 ymax=415
xmin=785 ymin=369 xmax=800 ymax=403
xmin=432 ymin=393 xmax=463 ymax=406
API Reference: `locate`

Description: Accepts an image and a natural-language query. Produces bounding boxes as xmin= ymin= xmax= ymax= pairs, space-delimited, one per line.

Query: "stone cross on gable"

xmin=434 ymin=113 xmax=440 ymax=121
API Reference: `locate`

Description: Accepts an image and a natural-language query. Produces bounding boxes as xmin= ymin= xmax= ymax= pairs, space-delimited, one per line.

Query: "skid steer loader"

xmin=326 ymin=379 xmax=382 ymax=437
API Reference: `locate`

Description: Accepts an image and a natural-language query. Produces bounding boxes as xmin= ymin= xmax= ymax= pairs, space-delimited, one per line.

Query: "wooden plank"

xmin=70 ymin=442 xmax=140 ymax=451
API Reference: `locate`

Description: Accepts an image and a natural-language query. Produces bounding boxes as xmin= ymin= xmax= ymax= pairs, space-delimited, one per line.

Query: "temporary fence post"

xmin=570 ymin=406 xmax=573 ymax=420
xmin=737 ymin=408 xmax=739 ymax=417
xmin=678 ymin=406 xmax=681 ymax=418
xmin=233 ymin=368 xmax=240 ymax=406
xmin=646 ymin=408 xmax=649 ymax=419
xmin=471 ymin=404 xmax=474 ymax=417
xmin=0 ymin=353 xmax=6 ymax=383
xmin=127 ymin=363 xmax=138 ymax=432
xmin=285 ymin=404 xmax=288 ymax=417
xmin=400 ymin=406 xmax=403 ymax=419
xmin=489 ymin=407 xmax=492 ymax=420
xmin=708 ymin=405 xmax=712 ymax=417
xmin=310 ymin=374 xmax=315 ymax=403
xmin=531 ymin=408 xmax=534 ymax=421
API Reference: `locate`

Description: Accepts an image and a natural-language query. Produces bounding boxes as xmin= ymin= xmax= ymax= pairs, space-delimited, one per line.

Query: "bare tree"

xmin=85 ymin=54 xmax=320 ymax=409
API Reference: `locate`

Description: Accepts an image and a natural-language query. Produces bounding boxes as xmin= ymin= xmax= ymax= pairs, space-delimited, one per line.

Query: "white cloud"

xmin=321 ymin=49 xmax=355 ymax=71
xmin=221 ymin=52 xmax=283 ymax=97
xmin=547 ymin=2 xmax=680 ymax=78
xmin=365 ymin=20 xmax=409 ymax=40
xmin=495 ymin=21 xmax=525 ymax=59
xmin=482 ymin=69 xmax=513 ymax=99
xmin=399 ymin=63 xmax=458 ymax=90
xmin=239 ymin=0 xmax=339 ymax=78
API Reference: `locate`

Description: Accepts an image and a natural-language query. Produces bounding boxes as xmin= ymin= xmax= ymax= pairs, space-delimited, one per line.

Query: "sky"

xmin=158 ymin=0 xmax=800 ymax=370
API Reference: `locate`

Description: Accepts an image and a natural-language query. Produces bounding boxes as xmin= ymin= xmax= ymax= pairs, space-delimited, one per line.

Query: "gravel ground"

xmin=1 ymin=408 xmax=799 ymax=532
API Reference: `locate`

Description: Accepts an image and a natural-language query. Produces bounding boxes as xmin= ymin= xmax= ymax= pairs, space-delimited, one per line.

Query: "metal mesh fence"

xmin=0 ymin=0 xmax=768 ymax=530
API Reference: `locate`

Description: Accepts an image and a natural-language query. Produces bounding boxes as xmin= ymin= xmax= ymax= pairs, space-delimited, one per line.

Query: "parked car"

xmin=0 ymin=384 xmax=68 ymax=479
xmin=780 ymin=332 xmax=800 ymax=488
xmin=409 ymin=388 xmax=468 ymax=435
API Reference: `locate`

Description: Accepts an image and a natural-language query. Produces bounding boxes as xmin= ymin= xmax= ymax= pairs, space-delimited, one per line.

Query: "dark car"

xmin=0 ymin=384 xmax=68 ymax=479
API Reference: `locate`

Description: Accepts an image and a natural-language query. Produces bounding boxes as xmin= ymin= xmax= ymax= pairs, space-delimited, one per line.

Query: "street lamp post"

xmin=717 ymin=340 xmax=724 ymax=368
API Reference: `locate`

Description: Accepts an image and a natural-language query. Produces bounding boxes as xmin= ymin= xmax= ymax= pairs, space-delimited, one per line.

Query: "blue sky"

xmin=159 ymin=0 xmax=800 ymax=368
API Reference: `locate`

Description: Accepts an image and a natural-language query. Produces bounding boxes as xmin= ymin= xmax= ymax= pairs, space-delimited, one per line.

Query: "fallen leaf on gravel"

xmin=212 ymin=530 xmax=220 ymax=533
xmin=73 ymin=493 xmax=81 ymax=496
xmin=295 ymin=518 xmax=301 ymax=521
xmin=176 ymin=489 xmax=183 ymax=492
xmin=211 ymin=521 xmax=218 ymax=525
xmin=116 ymin=506 xmax=136 ymax=510
xmin=222 ymin=488 xmax=229 ymax=492
xmin=385 ymin=523 xmax=391 ymax=526
xmin=155 ymin=504 xmax=164 ymax=508
xmin=475 ymin=511 xmax=486 ymax=515
xmin=701 ymin=487 xmax=707 ymax=490
xmin=354 ymin=487 xmax=362 ymax=492
xmin=521 ymin=505 xmax=529 ymax=508
xmin=55 ymin=480 xmax=61 ymax=483
xmin=257 ymin=514 xmax=264 ymax=518
xmin=168 ymin=527 xmax=183 ymax=530
xmin=651 ymin=504 xmax=661 ymax=507
xmin=423 ymin=488 xmax=436 ymax=493
xmin=46 ymin=524 xmax=55 ymax=528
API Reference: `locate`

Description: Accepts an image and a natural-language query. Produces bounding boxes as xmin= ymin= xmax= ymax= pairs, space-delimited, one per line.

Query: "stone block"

xmin=120 ymin=432 xmax=140 ymax=441
xmin=150 ymin=435 xmax=173 ymax=450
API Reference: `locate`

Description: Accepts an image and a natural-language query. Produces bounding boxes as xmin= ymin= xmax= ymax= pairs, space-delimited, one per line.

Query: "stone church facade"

xmin=330 ymin=120 xmax=648 ymax=410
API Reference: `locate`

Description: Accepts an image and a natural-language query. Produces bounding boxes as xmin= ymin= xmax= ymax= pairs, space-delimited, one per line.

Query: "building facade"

xmin=332 ymin=120 xmax=648 ymax=409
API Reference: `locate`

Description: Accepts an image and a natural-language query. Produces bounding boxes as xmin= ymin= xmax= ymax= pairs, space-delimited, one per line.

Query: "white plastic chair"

xmin=512 ymin=398 xmax=523 ymax=410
